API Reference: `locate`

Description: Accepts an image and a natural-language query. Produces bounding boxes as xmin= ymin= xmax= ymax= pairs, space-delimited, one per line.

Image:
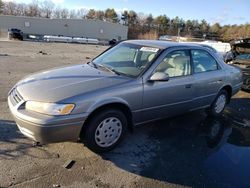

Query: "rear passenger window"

xmin=191 ymin=50 xmax=219 ymax=73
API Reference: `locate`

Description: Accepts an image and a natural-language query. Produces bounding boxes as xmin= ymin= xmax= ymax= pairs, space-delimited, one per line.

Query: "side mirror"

xmin=149 ymin=72 xmax=169 ymax=82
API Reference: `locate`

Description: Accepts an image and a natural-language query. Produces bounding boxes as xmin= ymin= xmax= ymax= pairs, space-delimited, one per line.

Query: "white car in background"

xmin=198 ymin=44 xmax=225 ymax=61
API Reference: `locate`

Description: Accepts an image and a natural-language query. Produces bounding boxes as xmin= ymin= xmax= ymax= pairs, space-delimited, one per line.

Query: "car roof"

xmin=123 ymin=40 xmax=203 ymax=49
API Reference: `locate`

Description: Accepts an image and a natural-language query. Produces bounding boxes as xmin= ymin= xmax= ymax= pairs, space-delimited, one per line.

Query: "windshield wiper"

xmin=87 ymin=61 xmax=98 ymax=68
xmin=89 ymin=62 xmax=127 ymax=76
xmin=95 ymin=64 xmax=121 ymax=75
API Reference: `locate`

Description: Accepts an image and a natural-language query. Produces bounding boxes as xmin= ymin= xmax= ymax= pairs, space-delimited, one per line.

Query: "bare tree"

xmin=16 ymin=3 xmax=28 ymax=16
xmin=137 ymin=12 xmax=147 ymax=23
xmin=40 ymin=0 xmax=54 ymax=18
xmin=61 ymin=8 xmax=69 ymax=18
xmin=69 ymin=9 xmax=77 ymax=19
xmin=2 ymin=2 xmax=17 ymax=15
xmin=27 ymin=0 xmax=40 ymax=17
xmin=0 ymin=0 xmax=4 ymax=14
xmin=76 ymin=8 xmax=88 ymax=19
xmin=53 ymin=7 xmax=61 ymax=18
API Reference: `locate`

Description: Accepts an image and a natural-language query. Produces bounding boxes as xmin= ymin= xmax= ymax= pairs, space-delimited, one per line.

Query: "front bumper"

xmin=8 ymin=95 xmax=88 ymax=144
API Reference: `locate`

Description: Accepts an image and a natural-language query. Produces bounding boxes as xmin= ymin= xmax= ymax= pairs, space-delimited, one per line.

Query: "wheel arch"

xmin=80 ymin=101 xmax=134 ymax=139
xmin=220 ymin=85 xmax=232 ymax=103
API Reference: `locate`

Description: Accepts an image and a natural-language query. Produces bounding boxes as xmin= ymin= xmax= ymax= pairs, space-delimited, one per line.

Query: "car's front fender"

xmin=86 ymin=97 xmax=131 ymax=114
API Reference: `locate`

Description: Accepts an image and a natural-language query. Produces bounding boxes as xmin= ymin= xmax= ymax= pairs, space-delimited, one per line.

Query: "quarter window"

xmin=191 ymin=50 xmax=219 ymax=73
xmin=155 ymin=50 xmax=191 ymax=78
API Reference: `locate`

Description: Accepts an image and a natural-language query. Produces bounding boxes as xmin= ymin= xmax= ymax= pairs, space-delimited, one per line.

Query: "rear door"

xmin=191 ymin=49 xmax=225 ymax=108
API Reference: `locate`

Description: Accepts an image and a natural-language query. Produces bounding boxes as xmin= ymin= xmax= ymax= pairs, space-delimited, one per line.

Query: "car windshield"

xmin=235 ymin=54 xmax=250 ymax=60
xmin=92 ymin=43 xmax=161 ymax=77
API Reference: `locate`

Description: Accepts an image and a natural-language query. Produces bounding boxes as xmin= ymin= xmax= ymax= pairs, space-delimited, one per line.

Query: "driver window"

xmin=155 ymin=50 xmax=191 ymax=78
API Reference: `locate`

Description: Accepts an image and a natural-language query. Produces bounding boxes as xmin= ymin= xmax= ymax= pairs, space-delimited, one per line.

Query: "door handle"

xmin=215 ymin=80 xmax=223 ymax=83
xmin=209 ymin=80 xmax=223 ymax=84
xmin=185 ymin=84 xmax=192 ymax=88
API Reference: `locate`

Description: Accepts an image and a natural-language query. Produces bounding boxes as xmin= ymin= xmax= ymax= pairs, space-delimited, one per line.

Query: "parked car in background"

xmin=197 ymin=44 xmax=225 ymax=61
xmin=8 ymin=40 xmax=242 ymax=152
xmin=159 ymin=35 xmax=173 ymax=41
xmin=43 ymin=35 xmax=73 ymax=43
xmin=225 ymin=38 xmax=250 ymax=90
xmin=109 ymin=39 xmax=117 ymax=45
xmin=181 ymin=42 xmax=225 ymax=61
xmin=8 ymin=28 xmax=23 ymax=40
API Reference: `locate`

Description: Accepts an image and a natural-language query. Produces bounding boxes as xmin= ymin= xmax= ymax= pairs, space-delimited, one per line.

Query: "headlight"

xmin=25 ymin=101 xmax=75 ymax=116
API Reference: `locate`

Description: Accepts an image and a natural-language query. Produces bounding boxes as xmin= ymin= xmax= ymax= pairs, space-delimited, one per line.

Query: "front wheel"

xmin=207 ymin=90 xmax=228 ymax=116
xmin=83 ymin=109 xmax=127 ymax=153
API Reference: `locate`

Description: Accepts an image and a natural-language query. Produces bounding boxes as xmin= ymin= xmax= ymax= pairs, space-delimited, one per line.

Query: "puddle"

xmin=104 ymin=111 xmax=250 ymax=187
xmin=204 ymin=120 xmax=250 ymax=187
xmin=140 ymin=114 xmax=250 ymax=187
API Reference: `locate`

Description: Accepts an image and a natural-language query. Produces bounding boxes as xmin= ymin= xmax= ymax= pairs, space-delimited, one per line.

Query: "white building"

xmin=0 ymin=15 xmax=128 ymax=41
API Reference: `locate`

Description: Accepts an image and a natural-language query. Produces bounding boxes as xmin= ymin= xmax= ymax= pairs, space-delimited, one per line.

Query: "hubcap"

xmin=95 ymin=117 xmax=122 ymax=147
xmin=215 ymin=94 xmax=227 ymax=113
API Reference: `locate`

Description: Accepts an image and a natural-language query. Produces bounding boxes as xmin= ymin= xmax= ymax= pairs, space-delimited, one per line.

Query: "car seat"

xmin=165 ymin=56 xmax=189 ymax=77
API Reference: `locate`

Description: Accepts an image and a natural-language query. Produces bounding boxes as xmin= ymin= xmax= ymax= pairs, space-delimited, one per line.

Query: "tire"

xmin=207 ymin=89 xmax=228 ymax=117
xmin=83 ymin=109 xmax=128 ymax=153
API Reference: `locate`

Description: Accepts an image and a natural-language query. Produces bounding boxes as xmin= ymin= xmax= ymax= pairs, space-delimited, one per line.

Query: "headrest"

xmin=173 ymin=56 xmax=188 ymax=65
xmin=148 ymin=54 xmax=156 ymax=62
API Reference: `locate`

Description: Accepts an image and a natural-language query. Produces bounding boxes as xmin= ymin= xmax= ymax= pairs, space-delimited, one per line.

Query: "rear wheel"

xmin=207 ymin=89 xmax=228 ymax=116
xmin=83 ymin=109 xmax=127 ymax=153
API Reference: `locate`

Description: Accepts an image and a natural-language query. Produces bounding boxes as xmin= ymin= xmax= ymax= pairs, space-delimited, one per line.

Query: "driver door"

xmin=141 ymin=49 xmax=194 ymax=122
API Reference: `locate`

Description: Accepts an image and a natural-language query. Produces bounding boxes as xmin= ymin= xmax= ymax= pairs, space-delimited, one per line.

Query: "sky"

xmin=5 ymin=0 xmax=250 ymax=25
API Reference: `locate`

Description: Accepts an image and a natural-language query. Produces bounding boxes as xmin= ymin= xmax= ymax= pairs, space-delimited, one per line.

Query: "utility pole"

xmin=177 ymin=27 xmax=181 ymax=42
xmin=155 ymin=24 xmax=160 ymax=39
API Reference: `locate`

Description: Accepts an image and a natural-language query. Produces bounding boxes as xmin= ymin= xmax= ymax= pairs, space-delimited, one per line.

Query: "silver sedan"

xmin=8 ymin=40 xmax=243 ymax=152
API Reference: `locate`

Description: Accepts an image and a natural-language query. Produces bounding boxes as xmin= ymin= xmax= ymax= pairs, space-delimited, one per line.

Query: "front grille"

xmin=9 ymin=88 xmax=23 ymax=105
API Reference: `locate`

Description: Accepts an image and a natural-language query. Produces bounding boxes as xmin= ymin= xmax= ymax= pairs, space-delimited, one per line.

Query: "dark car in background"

xmin=225 ymin=38 xmax=250 ymax=90
xmin=109 ymin=39 xmax=117 ymax=45
xmin=8 ymin=28 xmax=23 ymax=40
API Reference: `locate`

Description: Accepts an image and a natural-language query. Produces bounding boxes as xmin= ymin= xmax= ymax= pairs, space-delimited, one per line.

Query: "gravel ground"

xmin=0 ymin=41 xmax=250 ymax=188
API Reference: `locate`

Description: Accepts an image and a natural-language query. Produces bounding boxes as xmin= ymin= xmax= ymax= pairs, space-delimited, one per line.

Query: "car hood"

xmin=233 ymin=59 xmax=250 ymax=65
xmin=15 ymin=64 xmax=131 ymax=102
xmin=231 ymin=38 xmax=250 ymax=54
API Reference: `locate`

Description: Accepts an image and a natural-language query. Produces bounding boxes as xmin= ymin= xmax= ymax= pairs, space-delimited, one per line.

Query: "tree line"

xmin=0 ymin=0 xmax=249 ymax=41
